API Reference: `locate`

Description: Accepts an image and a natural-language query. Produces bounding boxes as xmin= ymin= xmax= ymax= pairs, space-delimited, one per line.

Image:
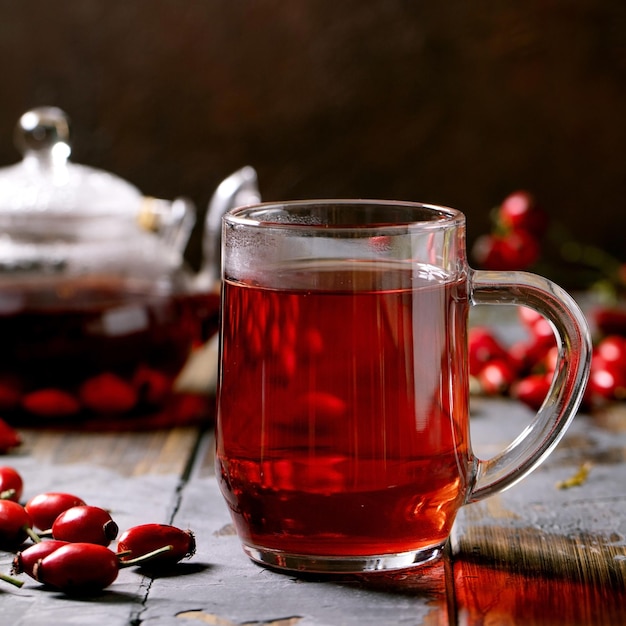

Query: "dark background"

xmin=0 ymin=1 xmax=624 ymax=268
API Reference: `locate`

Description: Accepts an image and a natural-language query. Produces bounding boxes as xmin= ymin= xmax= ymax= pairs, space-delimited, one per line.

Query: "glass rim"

xmin=223 ymin=199 xmax=465 ymax=232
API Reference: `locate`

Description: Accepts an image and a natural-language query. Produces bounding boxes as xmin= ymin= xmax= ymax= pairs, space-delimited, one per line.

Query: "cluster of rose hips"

xmin=0 ymin=465 xmax=196 ymax=594
xmin=0 ymin=368 xmax=172 ymax=420
xmin=470 ymin=304 xmax=626 ymax=412
xmin=470 ymin=307 xmax=556 ymax=411
xmin=471 ymin=190 xmax=548 ymax=272
xmin=469 ymin=189 xmax=626 ymax=411
xmin=473 ymin=189 xmax=626 ymax=296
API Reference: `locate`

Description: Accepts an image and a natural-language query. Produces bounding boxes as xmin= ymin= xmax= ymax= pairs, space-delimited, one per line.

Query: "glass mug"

xmin=216 ymin=200 xmax=591 ymax=574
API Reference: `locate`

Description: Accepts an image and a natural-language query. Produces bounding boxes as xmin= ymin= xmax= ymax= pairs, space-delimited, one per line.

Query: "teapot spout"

xmin=197 ymin=166 xmax=261 ymax=289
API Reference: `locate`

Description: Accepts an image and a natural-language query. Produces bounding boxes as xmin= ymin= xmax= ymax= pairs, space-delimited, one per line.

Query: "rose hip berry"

xmin=12 ymin=539 xmax=69 ymax=577
xmin=596 ymin=335 xmax=626 ymax=367
xmin=22 ymin=388 xmax=81 ymax=418
xmin=31 ymin=541 xmax=175 ymax=594
xmin=468 ymin=327 xmax=509 ymax=377
xmin=79 ymin=372 xmax=138 ymax=415
xmin=0 ymin=420 xmax=21 ymax=454
xmin=498 ymin=190 xmax=548 ymax=237
xmin=0 ymin=500 xmax=34 ymax=550
xmin=52 ymin=505 xmax=118 ymax=546
xmin=593 ymin=307 xmax=626 ymax=337
xmin=33 ymin=542 xmax=120 ymax=594
xmin=588 ymin=360 xmax=626 ymax=402
xmin=117 ymin=523 xmax=196 ymax=568
xmin=0 ymin=466 xmax=24 ymax=502
xmin=25 ymin=492 xmax=87 ymax=531
xmin=478 ymin=359 xmax=517 ymax=395
xmin=472 ymin=230 xmax=540 ymax=271
xmin=512 ymin=374 xmax=551 ymax=411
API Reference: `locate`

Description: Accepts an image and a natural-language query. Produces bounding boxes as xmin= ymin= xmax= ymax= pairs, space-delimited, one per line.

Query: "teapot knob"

xmin=14 ymin=106 xmax=72 ymax=167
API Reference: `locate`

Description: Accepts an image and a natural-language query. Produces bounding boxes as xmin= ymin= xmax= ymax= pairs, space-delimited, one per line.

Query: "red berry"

xmin=117 ymin=523 xmax=196 ymax=568
xmin=588 ymin=360 xmax=626 ymax=401
xmin=22 ymin=388 xmax=81 ymax=418
xmin=12 ymin=539 xmax=69 ymax=576
xmin=507 ymin=230 xmax=541 ymax=269
xmin=468 ymin=327 xmax=509 ymax=376
xmin=513 ymin=316 xmax=556 ymax=378
xmin=52 ymin=505 xmax=118 ymax=546
xmin=34 ymin=543 xmax=119 ymax=594
xmin=498 ymin=190 xmax=548 ymax=237
xmin=472 ymin=231 xmax=539 ymax=271
xmin=0 ymin=420 xmax=21 ymax=454
xmin=512 ymin=374 xmax=551 ymax=411
xmin=509 ymin=338 xmax=556 ymax=379
xmin=79 ymin=373 xmax=138 ymax=414
xmin=507 ymin=340 xmax=534 ymax=375
xmin=25 ymin=492 xmax=87 ymax=531
xmin=518 ymin=306 xmax=555 ymax=347
xmin=0 ymin=500 xmax=33 ymax=550
xmin=530 ymin=318 xmax=556 ymax=347
xmin=0 ymin=466 xmax=23 ymax=501
xmin=478 ymin=359 xmax=516 ymax=395
xmin=593 ymin=307 xmax=626 ymax=337
xmin=595 ymin=336 xmax=626 ymax=369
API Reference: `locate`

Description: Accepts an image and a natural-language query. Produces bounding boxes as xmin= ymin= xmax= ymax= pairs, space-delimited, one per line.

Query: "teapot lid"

xmin=0 ymin=106 xmax=142 ymax=217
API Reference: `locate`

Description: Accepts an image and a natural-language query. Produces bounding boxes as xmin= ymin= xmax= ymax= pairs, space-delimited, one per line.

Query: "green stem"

xmin=0 ymin=572 xmax=24 ymax=588
xmin=118 ymin=545 xmax=173 ymax=568
xmin=24 ymin=526 xmax=41 ymax=544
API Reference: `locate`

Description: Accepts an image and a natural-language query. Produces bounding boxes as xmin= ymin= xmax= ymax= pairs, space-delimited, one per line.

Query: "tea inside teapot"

xmin=0 ymin=107 xmax=259 ymax=429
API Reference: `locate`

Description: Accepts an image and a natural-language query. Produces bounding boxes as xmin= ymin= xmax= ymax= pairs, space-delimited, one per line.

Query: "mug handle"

xmin=467 ymin=269 xmax=592 ymax=503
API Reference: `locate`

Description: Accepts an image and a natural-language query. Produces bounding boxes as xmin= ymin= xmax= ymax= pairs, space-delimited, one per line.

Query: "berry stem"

xmin=118 ymin=545 xmax=173 ymax=568
xmin=0 ymin=571 xmax=24 ymax=588
xmin=24 ymin=526 xmax=42 ymax=544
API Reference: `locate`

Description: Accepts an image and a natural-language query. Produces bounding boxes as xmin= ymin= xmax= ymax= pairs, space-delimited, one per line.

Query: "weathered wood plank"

xmin=15 ymin=426 xmax=201 ymax=476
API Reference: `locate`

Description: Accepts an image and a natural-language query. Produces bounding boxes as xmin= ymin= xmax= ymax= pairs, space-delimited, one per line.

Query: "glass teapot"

xmin=0 ymin=106 xmax=260 ymax=429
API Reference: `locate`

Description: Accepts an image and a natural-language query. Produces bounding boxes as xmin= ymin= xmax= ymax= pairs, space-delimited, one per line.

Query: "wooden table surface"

xmin=0 ymin=393 xmax=624 ymax=626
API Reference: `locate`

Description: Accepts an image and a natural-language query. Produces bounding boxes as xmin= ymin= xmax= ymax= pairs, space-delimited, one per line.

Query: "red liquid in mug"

xmin=217 ymin=263 xmax=472 ymax=557
xmin=0 ymin=276 xmax=220 ymax=427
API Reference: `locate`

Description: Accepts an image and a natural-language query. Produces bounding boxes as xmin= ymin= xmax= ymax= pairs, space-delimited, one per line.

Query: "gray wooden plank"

xmin=460 ymin=397 xmax=626 ymax=556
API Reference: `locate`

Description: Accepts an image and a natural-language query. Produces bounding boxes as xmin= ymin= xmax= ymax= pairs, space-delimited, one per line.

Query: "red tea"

xmin=216 ymin=263 xmax=472 ymax=557
xmin=0 ymin=276 xmax=220 ymax=427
